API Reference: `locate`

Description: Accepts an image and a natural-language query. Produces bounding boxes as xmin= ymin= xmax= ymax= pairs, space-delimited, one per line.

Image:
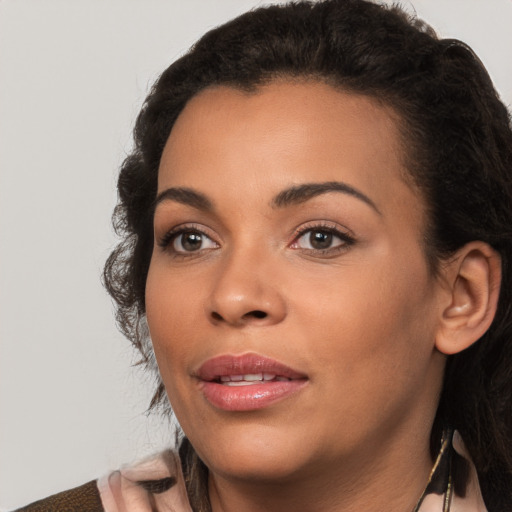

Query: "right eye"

xmin=173 ymin=230 xmax=217 ymax=253
xmin=159 ymin=227 xmax=219 ymax=255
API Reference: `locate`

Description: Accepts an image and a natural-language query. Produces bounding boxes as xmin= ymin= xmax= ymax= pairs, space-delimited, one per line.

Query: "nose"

xmin=206 ymin=251 xmax=287 ymax=327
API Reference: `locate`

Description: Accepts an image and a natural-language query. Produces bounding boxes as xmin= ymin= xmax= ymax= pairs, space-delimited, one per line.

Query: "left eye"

xmin=172 ymin=230 xmax=218 ymax=253
xmin=294 ymin=229 xmax=348 ymax=251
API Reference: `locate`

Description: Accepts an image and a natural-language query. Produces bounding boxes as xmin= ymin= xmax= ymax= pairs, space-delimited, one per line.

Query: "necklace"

xmin=412 ymin=428 xmax=454 ymax=512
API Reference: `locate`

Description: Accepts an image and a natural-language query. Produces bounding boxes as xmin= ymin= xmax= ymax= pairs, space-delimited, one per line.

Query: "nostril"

xmin=245 ymin=310 xmax=267 ymax=319
xmin=210 ymin=309 xmax=269 ymax=324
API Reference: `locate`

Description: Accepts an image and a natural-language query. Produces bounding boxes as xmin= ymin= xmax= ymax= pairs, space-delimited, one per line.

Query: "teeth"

xmin=218 ymin=373 xmax=285 ymax=384
xmin=225 ymin=381 xmax=258 ymax=387
xmin=244 ymin=373 xmax=263 ymax=381
xmin=220 ymin=375 xmax=243 ymax=382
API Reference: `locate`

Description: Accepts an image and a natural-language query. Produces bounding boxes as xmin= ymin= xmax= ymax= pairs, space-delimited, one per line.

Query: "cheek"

xmin=145 ymin=264 xmax=197 ymax=382
xmin=293 ymin=252 xmax=438 ymax=385
xmin=293 ymin=268 xmax=439 ymax=447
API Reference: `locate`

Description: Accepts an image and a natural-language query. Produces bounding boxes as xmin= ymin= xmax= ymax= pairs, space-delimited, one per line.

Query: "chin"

xmin=208 ymin=452 xmax=310 ymax=485
xmin=189 ymin=421 xmax=317 ymax=483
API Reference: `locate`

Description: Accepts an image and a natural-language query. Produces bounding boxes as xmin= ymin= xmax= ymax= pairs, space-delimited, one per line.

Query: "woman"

xmin=15 ymin=0 xmax=512 ymax=510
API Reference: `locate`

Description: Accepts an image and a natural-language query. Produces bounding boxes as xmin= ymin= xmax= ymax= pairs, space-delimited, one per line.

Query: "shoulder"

xmin=12 ymin=449 xmax=192 ymax=512
xmin=13 ymin=480 xmax=103 ymax=512
xmin=97 ymin=449 xmax=193 ymax=512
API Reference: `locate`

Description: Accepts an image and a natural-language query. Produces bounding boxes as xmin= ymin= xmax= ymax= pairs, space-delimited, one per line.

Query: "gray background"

xmin=1 ymin=0 xmax=511 ymax=509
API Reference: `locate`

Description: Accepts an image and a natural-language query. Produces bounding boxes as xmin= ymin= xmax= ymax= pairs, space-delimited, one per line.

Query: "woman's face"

xmin=146 ymin=82 xmax=447 ymax=483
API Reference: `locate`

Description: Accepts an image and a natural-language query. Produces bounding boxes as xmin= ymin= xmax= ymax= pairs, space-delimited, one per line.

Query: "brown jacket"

xmin=14 ymin=481 xmax=103 ymax=512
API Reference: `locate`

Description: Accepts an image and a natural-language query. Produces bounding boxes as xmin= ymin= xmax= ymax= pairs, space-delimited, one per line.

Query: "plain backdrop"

xmin=1 ymin=0 xmax=511 ymax=509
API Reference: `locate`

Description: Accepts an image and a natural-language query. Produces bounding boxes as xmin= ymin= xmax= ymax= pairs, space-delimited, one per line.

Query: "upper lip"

xmin=196 ymin=353 xmax=307 ymax=382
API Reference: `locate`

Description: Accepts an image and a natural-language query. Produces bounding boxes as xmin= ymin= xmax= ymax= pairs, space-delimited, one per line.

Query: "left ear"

xmin=435 ymin=241 xmax=502 ymax=355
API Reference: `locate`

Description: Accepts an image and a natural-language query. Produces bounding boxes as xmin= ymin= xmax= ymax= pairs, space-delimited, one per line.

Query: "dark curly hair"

xmin=103 ymin=1 xmax=512 ymax=510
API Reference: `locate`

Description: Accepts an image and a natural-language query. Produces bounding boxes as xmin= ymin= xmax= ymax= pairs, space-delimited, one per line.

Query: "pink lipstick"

xmin=196 ymin=353 xmax=308 ymax=411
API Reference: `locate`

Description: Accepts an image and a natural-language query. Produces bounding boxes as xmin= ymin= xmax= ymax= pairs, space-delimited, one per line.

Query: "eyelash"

xmin=157 ymin=222 xmax=355 ymax=258
xmin=157 ymin=224 xmax=218 ymax=257
xmin=290 ymin=222 xmax=356 ymax=256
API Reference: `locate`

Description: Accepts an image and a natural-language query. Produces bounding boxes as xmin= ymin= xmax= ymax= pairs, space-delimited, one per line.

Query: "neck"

xmin=208 ymin=433 xmax=433 ymax=512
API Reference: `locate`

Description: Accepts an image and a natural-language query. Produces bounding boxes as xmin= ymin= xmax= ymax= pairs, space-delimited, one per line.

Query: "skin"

xmin=145 ymin=81 xmax=452 ymax=512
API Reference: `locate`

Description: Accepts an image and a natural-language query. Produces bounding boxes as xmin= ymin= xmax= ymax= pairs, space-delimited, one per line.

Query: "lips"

xmin=195 ymin=353 xmax=308 ymax=411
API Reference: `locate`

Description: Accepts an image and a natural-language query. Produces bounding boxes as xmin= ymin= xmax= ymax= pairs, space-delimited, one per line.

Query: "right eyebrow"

xmin=153 ymin=187 xmax=214 ymax=212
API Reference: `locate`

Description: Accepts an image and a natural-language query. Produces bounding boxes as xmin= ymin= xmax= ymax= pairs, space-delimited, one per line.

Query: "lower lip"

xmin=199 ymin=380 xmax=307 ymax=411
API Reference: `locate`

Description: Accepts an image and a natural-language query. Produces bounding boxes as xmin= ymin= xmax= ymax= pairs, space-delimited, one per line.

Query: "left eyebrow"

xmin=271 ymin=181 xmax=381 ymax=215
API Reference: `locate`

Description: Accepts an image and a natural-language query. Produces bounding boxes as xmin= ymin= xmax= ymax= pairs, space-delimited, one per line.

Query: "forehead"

xmin=158 ymin=81 xmax=423 ymax=225
xmin=161 ymin=81 xmax=406 ymax=179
